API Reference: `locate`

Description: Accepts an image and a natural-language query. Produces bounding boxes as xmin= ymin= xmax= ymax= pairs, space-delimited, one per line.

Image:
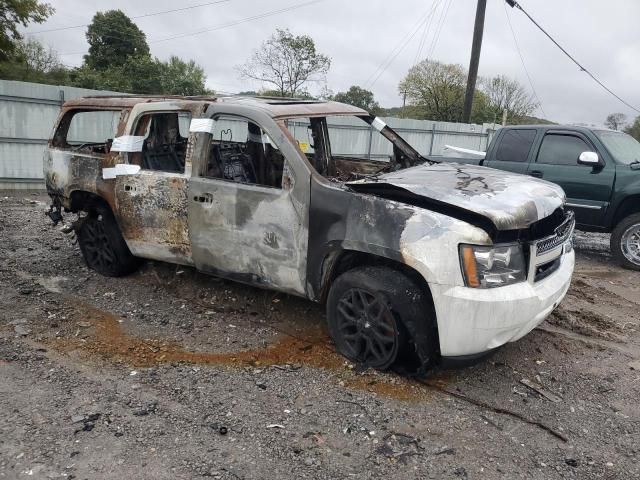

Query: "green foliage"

xmin=71 ymin=55 xmax=212 ymax=96
xmin=71 ymin=55 xmax=162 ymax=94
xmin=161 ymin=56 xmax=210 ymax=96
xmin=0 ymin=37 xmax=68 ymax=83
xmin=84 ymin=10 xmax=149 ymax=71
xmin=480 ymin=74 xmax=538 ymax=123
xmin=239 ymin=28 xmax=330 ymax=97
xmin=625 ymin=117 xmax=640 ymax=141
xmin=398 ymin=60 xmax=540 ymax=124
xmin=2 ymin=10 xmax=212 ymax=96
xmin=398 ymin=60 xmax=467 ymax=122
xmin=76 ymin=10 xmax=210 ymax=95
xmin=0 ymin=0 xmax=53 ymax=61
xmin=333 ymin=85 xmax=380 ymax=114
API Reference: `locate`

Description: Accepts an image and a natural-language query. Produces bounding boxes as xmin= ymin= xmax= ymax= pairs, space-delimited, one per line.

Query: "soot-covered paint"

xmin=44 ymin=94 xmax=576 ymax=368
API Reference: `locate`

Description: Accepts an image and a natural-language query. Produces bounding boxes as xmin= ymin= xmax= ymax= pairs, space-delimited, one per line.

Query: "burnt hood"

xmin=347 ymin=162 xmax=566 ymax=232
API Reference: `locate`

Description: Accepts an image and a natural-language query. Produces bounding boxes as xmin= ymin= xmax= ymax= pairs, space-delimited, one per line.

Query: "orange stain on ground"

xmin=50 ymin=298 xmax=442 ymax=402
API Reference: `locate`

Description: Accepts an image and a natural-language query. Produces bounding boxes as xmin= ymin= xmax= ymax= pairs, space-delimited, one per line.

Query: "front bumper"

xmin=431 ymin=249 xmax=575 ymax=358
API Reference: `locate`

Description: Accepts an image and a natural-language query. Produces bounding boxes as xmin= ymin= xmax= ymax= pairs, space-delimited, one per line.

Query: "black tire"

xmin=326 ymin=266 xmax=438 ymax=372
xmin=76 ymin=203 xmax=139 ymax=277
xmin=611 ymin=213 xmax=640 ymax=271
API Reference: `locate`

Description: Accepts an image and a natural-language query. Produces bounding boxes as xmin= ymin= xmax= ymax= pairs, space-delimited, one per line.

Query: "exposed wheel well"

xmin=321 ymin=249 xmax=441 ymax=370
xmin=69 ymin=190 xmax=109 ymax=213
xmin=612 ymin=195 xmax=640 ymax=228
xmin=321 ymin=249 xmax=435 ymax=310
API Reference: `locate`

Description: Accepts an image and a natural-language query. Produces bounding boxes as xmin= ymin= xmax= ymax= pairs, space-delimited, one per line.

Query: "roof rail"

xmin=82 ymin=94 xmax=218 ymax=101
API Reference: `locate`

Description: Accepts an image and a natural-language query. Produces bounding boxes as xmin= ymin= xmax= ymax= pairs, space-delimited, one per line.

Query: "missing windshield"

xmin=285 ymin=115 xmax=430 ymax=181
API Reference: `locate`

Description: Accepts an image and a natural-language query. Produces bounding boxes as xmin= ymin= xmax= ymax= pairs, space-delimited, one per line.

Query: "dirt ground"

xmin=1 ymin=191 xmax=639 ymax=480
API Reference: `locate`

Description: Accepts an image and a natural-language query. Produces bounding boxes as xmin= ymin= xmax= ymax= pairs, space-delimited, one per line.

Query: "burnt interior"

xmin=132 ymin=112 xmax=189 ymax=173
xmin=200 ymin=120 xmax=285 ymax=188
xmin=296 ymin=115 xmax=424 ymax=183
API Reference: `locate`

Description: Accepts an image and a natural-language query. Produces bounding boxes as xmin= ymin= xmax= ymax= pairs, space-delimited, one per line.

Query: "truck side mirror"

xmin=577 ymin=151 xmax=600 ymax=166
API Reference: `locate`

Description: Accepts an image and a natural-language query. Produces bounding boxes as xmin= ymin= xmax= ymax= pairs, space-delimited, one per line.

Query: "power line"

xmin=150 ymin=0 xmax=325 ymax=44
xmin=28 ymin=0 xmax=234 ymax=34
xmin=426 ymin=0 xmax=452 ymax=60
xmin=366 ymin=5 xmax=440 ymax=89
xmin=413 ymin=0 xmax=441 ymax=65
xmin=506 ymin=0 xmax=640 ymax=114
xmin=58 ymin=0 xmax=327 ymax=57
xmin=502 ymin=1 xmax=546 ymax=118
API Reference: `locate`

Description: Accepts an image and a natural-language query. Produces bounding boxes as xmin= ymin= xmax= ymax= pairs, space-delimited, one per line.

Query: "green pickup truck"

xmin=443 ymin=125 xmax=640 ymax=270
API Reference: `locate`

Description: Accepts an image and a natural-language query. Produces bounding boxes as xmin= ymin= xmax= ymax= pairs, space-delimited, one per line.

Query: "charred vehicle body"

xmin=44 ymin=95 xmax=575 ymax=371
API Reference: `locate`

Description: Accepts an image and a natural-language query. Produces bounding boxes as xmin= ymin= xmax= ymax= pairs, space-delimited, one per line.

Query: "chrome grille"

xmin=535 ymin=211 xmax=575 ymax=256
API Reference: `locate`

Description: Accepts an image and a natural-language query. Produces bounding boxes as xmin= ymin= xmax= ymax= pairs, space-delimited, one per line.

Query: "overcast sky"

xmin=22 ymin=0 xmax=640 ymax=126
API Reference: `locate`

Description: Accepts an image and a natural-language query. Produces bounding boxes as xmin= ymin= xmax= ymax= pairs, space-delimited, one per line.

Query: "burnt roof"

xmin=62 ymin=95 xmax=368 ymax=118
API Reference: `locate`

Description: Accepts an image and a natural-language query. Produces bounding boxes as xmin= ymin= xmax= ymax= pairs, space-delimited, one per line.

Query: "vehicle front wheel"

xmin=326 ymin=266 xmax=437 ymax=372
xmin=76 ymin=203 xmax=139 ymax=277
xmin=611 ymin=213 xmax=640 ymax=271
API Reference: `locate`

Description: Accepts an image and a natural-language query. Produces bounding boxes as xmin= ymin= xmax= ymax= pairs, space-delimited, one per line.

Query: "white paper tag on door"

xmin=103 ymin=164 xmax=141 ymax=180
xmin=189 ymin=118 xmax=215 ymax=134
xmin=110 ymin=135 xmax=145 ymax=152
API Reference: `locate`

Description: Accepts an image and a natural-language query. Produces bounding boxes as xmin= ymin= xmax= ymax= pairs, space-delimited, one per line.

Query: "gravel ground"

xmin=1 ymin=191 xmax=639 ymax=480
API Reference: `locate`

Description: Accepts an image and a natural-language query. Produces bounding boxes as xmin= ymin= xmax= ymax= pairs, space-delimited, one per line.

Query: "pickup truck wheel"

xmin=76 ymin=204 xmax=139 ymax=277
xmin=327 ymin=266 xmax=436 ymax=371
xmin=611 ymin=214 xmax=640 ymax=271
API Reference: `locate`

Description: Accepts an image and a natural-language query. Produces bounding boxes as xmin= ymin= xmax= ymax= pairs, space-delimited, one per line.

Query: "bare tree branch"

xmin=237 ymin=29 xmax=330 ymax=97
xmin=605 ymin=113 xmax=627 ymax=131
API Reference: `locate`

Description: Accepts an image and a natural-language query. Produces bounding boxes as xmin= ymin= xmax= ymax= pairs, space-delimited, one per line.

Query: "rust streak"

xmin=48 ymin=298 xmax=435 ymax=402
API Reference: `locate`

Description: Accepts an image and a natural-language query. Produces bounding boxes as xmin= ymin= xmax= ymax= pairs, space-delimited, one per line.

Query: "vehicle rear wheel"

xmin=76 ymin=203 xmax=139 ymax=277
xmin=611 ymin=213 xmax=640 ymax=271
xmin=326 ymin=266 xmax=437 ymax=372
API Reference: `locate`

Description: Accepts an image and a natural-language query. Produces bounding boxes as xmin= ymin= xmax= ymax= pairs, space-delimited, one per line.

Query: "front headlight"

xmin=459 ymin=243 xmax=527 ymax=288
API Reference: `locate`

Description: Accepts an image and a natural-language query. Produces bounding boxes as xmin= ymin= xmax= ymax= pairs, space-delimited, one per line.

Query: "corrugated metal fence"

xmin=0 ymin=79 xmax=497 ymax=189
xmin=0 ymin=80 xmax=121 ymax=189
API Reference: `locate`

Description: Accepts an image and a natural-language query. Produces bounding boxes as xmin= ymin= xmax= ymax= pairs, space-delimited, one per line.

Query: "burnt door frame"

xmin=112 ymin=102 xmax=204 ymax=266
xmin=187 ymin=106 xmax=311 ymax=296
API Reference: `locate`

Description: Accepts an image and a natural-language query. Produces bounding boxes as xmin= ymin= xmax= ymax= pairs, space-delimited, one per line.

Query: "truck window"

xmin=495 ymin=129 xmax=536 ymax=162
xmin=52 ymin=109 xmax=121 ymax=153
xmin=132 ymin=112 xmax=191 ymax=173
xmin=594 ymin=130 xmax=640 ymax=165
xmin=200 ymin=115 xmax=284 ymax=189
xmin=536 ymin=134 xmax=591 ymax=166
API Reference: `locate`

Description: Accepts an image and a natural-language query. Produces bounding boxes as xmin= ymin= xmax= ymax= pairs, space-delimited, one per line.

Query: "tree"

xmin=238 ymin=28 xmax=330 ymax=97
xmin=0 ymin=37 xmax=68 ymax=83
xmin=160 ymin=56 xmax=210 ymax=96
xmin=74 ymin=11 xmax=210 ymax=95
xmin=72 ymin=55 xmax=161 ymax=93
xmin=481 ymin=74 xmax=538 ymax=123
xmin=333 ymin=85 xmax=380 ymax=114
xmin=72 ymin=54 xmax=211 ymax=96
xmin=605 ymin=112 xmax=627 ymax=131
xmin=15 ymin=37 xmax=61 ymax=72
xmin=624 ymin=117 xmax=640 ymax=141
xmin=398 ymin=60 xmax=467 ymax=122
xmin=0 ymin=0 xmax=53 ymax=61
xmin=84 ymin=10 xmax=149 ymax=71
xmin=398 ymin=61 xmax=541 ymax=123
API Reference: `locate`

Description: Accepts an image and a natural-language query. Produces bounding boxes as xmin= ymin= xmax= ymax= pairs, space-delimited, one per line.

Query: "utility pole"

xmin=462 ymin=0 xmax=487 ymax=124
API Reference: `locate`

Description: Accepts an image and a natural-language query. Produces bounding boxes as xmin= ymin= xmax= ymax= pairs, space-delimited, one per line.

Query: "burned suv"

xmin=44 ymin=95 xmax=575 ymax=371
